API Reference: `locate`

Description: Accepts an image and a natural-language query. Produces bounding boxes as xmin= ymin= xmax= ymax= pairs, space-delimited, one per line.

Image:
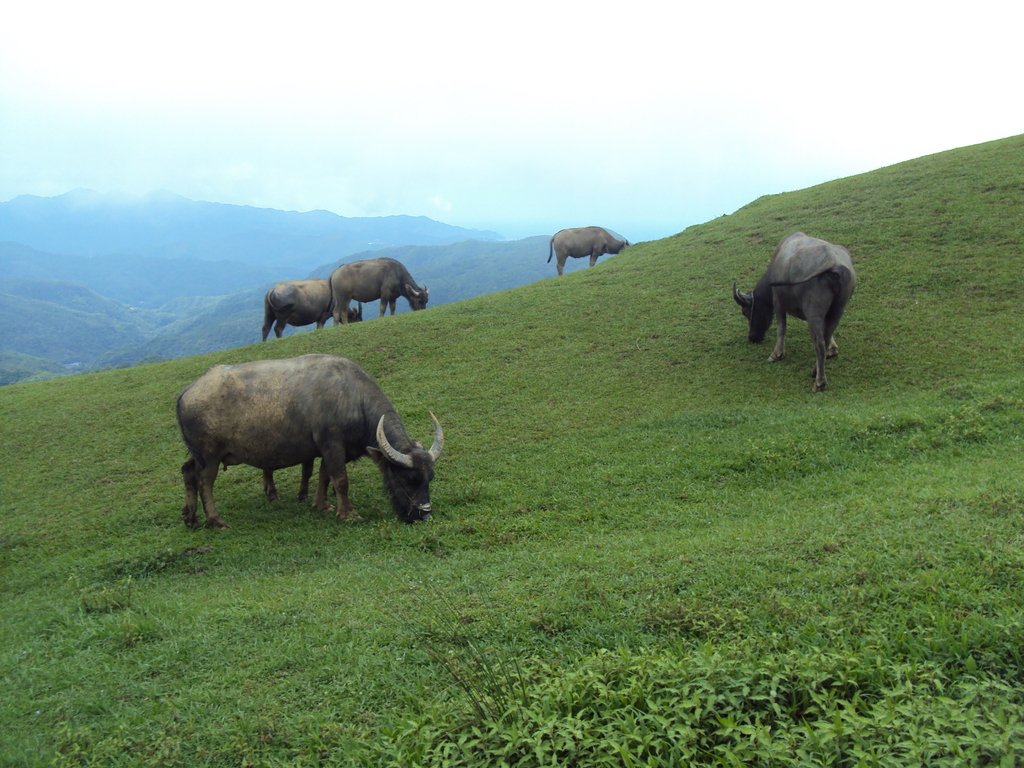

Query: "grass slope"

xmin=1 ymin=135 xmax=1023 ymax=766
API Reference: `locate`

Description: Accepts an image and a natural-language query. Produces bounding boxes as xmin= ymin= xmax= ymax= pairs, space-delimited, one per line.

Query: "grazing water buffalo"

xmin=733 ymin=232 xmax=856 ymax=392
xmin=261 ymin=280 xmax=361 ymax=341
xmin=548 ymin=226 xmax=629 ymax=275
xmin=329 ymin=258 xmax=428 ymax=324
xmin=176 ymin=354 xmax=444 ymax=528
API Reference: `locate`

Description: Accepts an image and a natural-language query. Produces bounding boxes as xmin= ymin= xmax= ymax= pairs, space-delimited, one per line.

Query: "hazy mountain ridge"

xmin=0 ymin=240 xmax=279 ymax=306
xmin=0 ymin=189 xmax=501 ymax=266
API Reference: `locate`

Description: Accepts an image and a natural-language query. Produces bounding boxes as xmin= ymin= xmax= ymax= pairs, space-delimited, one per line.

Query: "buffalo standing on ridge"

xmin=733 ymin=232 xmax=856 ymax=392
xmin=261 ymin=279 xmax=361 ymax=341
xmin=329 ymin=258 xmax=428 ymax=324
xmin=176 ymin=354 xmax=444 ymax=528
xmin=548 ymin=226 xmax=629 ymax=275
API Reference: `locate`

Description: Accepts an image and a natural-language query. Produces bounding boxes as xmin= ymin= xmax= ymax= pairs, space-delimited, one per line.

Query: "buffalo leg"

xmin=181 ymin=458 xmax=201 ymax=528
xmin=261 ymin=318 xmax=273 ymax=342
xmin=197 ymin=462 xmax=229 ymax=528
xmin=769 ymin=313 xmax=787 ymax=361
xmin=320 ymin=451 xmax=361 ymax=521
xmin=808 ymin=317 xmax=829 ymax=392
xmin=589 ymin=254 xmax=599 ymax=267
xmin=335 ymin=300 xmax=351 ymax=325
xmin=297 ymin=460 xmax=314 ymax=501
xmin=274 ymin=319 xmax=286 ymax=338
xmin=824 ymin=302 xmax=846 ymax=360
xmin=313 ymin=462 xmax=333 ymax=512
xmin=262 ymin=470 xmax=278 ymax=501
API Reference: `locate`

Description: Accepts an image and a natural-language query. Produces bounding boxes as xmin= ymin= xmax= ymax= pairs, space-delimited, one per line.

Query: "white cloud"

xmin=2 ymin=1 xmax=1022 ymax=240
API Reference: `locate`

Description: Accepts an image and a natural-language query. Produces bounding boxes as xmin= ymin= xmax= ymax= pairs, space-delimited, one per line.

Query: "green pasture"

xmin=2 ymin=135 xmax=1022 ymax=766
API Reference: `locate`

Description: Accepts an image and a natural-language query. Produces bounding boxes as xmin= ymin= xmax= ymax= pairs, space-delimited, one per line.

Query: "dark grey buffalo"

xmin=329 ymin=258 xmax=428 ymax=324
xmin=176 ymin=354 xmax=444 ymax=528
xmin=733 ymin=232 xmax=856 ymax=392
xmin=548 ymin=226 xmax=629 ymax=275
xmin=261 ymin=279 xmax=361 ymax=341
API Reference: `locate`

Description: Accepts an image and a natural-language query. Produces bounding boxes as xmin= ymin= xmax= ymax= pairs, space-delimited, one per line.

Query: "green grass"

xmin=2 ymin=135 xmax=1023 ymax=766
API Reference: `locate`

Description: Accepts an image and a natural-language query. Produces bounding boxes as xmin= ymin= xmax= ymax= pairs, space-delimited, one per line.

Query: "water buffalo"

xmin=329 ymin=258 xmax=428 ymax=324
xmin=548 ymin=226 xmax=629 ymax=275
xmin=261 ymin=279 xmax=361 ymax=341
xmin=176 ymin=354 xmax=444 ymax=528
xmin=733 ymin=232 xmax=856 ymax=392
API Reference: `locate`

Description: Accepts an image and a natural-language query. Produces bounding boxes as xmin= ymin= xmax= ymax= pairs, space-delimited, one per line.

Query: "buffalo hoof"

xmin=337 ymin=511 xmax=363 ymax=523
xmin=768 ymin=352 xmax=784 ymax=362
xmin=204 ymin=516 xmax=230 ymax=529
xmin=813 ymin=380 xmax=828 ymax=392
xmin=182 ymin=507 xmax=200 ymax=529
xmin=297 ymin=491 xmax=308 ymax=502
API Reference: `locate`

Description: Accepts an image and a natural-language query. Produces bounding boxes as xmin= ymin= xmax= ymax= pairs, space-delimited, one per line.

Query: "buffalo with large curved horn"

xmin=375 ymin=413 xmax=444 ymax=467
xmin=732 ymin=233 xmax=856 ymax=392
xmin=177 ymin=354 xmax=445 ymax=527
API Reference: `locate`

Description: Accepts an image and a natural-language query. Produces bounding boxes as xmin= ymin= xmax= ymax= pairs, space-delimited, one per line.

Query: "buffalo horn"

xmin=732 ymin=282 xmax=750 ymax=307
xmin=428 ymin=411 xmax=444 ymax=462
xmin=376 ymin=415 xmax=414 ymax=468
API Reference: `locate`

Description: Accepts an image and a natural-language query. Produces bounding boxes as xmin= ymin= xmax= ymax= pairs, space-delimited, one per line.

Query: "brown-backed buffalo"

xmin=261 ymin=280 xmax=361 ymax=341
xmin=548 ymin=226 xmax=629 ymax=275
xmin=733 ymin=232 xmax=856 ymax=392
xmin=176 ymin=354 xmax=444 ymax=528
xmin=329 ymin=258 xmax=428 ymax=324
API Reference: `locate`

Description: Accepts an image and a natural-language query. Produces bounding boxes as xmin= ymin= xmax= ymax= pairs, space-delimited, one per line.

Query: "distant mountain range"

xmin=0 ymin=189 xmax=501 ymax=301
xmin=0 ymin=191 xmax=590 ymax=384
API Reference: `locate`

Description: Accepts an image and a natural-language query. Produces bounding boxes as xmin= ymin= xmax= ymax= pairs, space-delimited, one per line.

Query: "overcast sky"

xmin=1 ymin=1 xmax=1021 ymax=242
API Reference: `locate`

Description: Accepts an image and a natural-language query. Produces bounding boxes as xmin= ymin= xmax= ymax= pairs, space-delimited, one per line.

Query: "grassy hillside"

xmin=2 ymin=135 xmax=1023 ymax=766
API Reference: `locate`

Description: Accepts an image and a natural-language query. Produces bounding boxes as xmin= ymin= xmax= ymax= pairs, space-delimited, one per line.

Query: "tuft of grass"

xmin=379 ymin=639 xmax=1024 ymax=767
xmin=409 ymin=589 xmax=531 ymax=726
